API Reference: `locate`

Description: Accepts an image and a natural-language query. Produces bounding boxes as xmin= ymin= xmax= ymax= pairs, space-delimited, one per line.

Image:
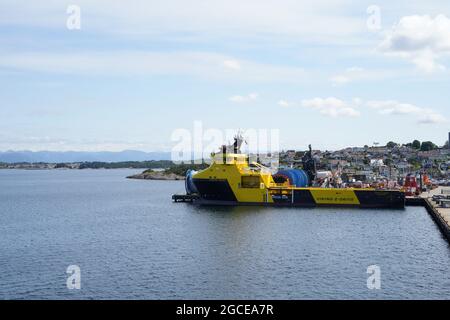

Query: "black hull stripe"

xmin=193 ymin=179 xmax=237 ymax=202
xmin=193 ymin=179 xmax=405 ymax=209
xmin=354 ymin=190 xmax=405 ymax=208
xmin=272 ymin=189 xmax=404 ymax=208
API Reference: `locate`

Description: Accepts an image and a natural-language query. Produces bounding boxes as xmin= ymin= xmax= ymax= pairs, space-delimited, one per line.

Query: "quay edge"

xmin=406 ymin=187 xmax=450 ymax=244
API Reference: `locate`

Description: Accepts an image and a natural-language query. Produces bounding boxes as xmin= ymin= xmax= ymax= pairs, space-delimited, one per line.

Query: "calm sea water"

xmin=1 ymin=169 xmax=450 ymax=300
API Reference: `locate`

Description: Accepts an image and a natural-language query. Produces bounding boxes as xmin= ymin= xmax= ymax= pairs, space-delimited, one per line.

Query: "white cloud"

xmin=301 ymin=97 xmax=360 ymax=118
xmin=329 ymin=67 xmax=401 ymax=86
xmin=0 ymin=134 xmax=163 ymax=152
xmin=366 ymin=100 xmax=423 ymax=115
xmin=330 ymin=75 xmax=351 ymax=86
xmin=229 ymin=93 xmax=258 ymax=103
xmin=0 ymin=0 xmax=364 ymax=43
xmin=380 ymin=14 xmax=450 ymax=72
xmin=0 ymin=51 xmax=307 ymax=83
xmin=278 ymin=100 xmax=292 ymax=107
xmin=223 ymin=59 xmax=241 ymax=70
xmin=346 ymin=67 xmax=364 ymax=72
xmin=296 ymin=97 xmax=447 ymax=124
xmin=418 ymin=113 xmax=447 ymax=124
xmin=366 ymin=100 xmax=447 ymax=124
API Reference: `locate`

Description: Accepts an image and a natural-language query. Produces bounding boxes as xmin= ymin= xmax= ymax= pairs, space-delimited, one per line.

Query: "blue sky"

xmin=0 ymin=0 xmax=449 ymax=152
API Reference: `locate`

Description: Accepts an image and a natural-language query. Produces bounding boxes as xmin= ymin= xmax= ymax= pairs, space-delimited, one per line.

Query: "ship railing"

xmin=250 ymin=162 xmax=274 ymax=175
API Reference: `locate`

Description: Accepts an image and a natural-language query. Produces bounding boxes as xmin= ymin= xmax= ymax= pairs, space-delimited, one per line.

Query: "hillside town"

xmin=278 ymin=139 xmax=450 ymax=188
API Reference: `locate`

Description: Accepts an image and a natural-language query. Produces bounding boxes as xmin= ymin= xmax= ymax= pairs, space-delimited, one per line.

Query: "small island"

xmin=126 ymin=169 xmax=184 ymax=180
xmin=126 ymin=163 xmax=208 ymax=180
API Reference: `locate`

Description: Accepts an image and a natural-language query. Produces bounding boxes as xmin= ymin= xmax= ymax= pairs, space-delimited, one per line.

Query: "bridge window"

xmin=241 ymin=176 xmax=260 ymax=188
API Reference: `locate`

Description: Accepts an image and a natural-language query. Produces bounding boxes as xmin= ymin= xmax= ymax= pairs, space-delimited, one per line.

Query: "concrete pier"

xmin=420 ymin=187 xmax=450 ymax=243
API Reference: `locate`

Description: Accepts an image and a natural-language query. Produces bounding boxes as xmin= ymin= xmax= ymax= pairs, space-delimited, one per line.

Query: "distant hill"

xmin=0 ymin=150 xmax=172 ymax=163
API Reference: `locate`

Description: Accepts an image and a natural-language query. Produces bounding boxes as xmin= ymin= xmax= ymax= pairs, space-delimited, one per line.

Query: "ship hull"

xmin=192 ymin=179 xmax=405 ymax=209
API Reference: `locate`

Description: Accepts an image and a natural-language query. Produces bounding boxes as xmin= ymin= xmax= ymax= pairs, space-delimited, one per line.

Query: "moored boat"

xmin=175 ymin=135 xmax=405 ymax=209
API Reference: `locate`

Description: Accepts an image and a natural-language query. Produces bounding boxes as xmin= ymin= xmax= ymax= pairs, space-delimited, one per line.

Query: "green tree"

xmin=164 ymin=163 xmax=208 ymax=176
xmin=386 ymin=141 xmax=397 ymax=148
xmin=420 ymin=141 xmax=437 ymax=151
xmin=408 ymin=158 xmax=422 ymax=170
xmin=412 ymin=140 xmax=421 ymax=149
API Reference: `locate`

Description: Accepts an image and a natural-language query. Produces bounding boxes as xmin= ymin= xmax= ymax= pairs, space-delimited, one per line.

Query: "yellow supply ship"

xmin=174 ymin=136 xmax=405 ymax=209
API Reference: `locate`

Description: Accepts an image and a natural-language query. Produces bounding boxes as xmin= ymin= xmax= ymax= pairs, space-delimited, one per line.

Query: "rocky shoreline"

xmin=126 ymin=170 xmax=184 ymax=180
